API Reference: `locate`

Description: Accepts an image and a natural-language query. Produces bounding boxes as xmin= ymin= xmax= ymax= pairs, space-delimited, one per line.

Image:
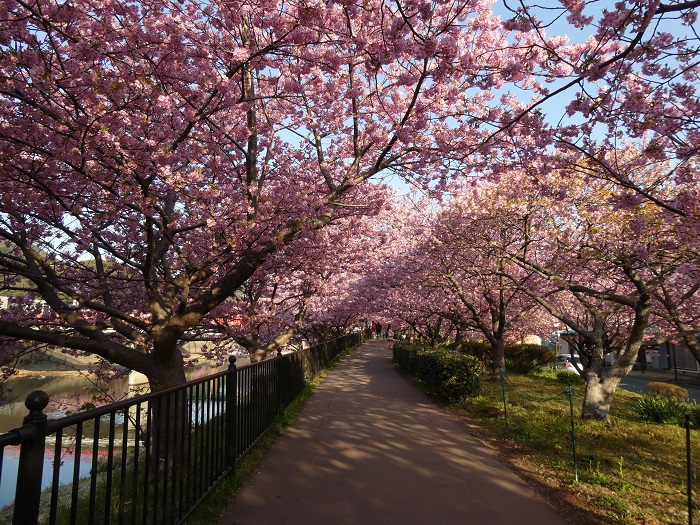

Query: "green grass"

xmin=443 ymin=371 xmax=699 ymax=525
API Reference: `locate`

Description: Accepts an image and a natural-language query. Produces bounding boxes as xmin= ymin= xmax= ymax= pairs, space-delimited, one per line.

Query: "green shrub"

xmin=556 ymin=370 xmax=585 ymax=385
xmin=392 ymin=342 xmax=421 ymax=374
xmin=635 ymin=395 xmax=688 ymax=425
xmin=505 ymin=343 xmax=555 ymax=374
xmin=644 ymin=382 xmax=688 ymax=401
xmin=393 ymin=343 xmax=480 ymax=402
xmin=456 ymin=340 xmax=491 ymax=358
xmin=687 ymin=402 xmax=700 ymax=429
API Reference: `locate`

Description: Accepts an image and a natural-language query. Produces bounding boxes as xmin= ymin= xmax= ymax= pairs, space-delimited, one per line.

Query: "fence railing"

xmin=0 ymin=332 xmax=363 ymax=525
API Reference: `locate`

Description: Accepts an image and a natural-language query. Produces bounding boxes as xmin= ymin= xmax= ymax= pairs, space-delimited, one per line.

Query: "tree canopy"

xmin=1 ymin=1 xmax=700 ymax=417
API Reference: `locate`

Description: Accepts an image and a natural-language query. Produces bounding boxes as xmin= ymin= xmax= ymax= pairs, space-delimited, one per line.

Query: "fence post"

xmin=276 ymin=348 xmax=284 ymax=413
xmin=499 ymin=368 xmax=509 ymax=435
xmin=225 ymin=356 xmax=237 ymax=468
xmin=566 ymin=385 xmax=579 ymax=483
xmin=13 ymin=390 xmax=49 ymax=525
xmin=687 ymin=414 xmax=693 ymax=525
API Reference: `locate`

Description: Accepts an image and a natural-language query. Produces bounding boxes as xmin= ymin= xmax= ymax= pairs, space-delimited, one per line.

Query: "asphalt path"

xmin=219 ymin=340 xmax=568 ymax=525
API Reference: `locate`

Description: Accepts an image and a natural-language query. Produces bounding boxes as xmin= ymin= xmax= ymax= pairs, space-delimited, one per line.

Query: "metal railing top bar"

xmin=0 ymin=424 xmax=28 ymax=448
xmin=42 ymin=358 xmax=236 ymax=435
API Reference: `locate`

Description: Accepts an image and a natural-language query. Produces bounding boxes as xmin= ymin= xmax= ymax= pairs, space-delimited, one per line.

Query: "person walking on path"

xmin=218 ymin=340 xmax=569 ymax=525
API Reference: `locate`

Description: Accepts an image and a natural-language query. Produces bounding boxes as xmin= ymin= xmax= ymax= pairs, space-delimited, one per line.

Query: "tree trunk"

xmin=580 ymin=336 xmax=640 ymax=421
xmin=148 ymin=355 xmax=187 ymax=392
xmin=682 ymin=334 xmax=700 ymax=368
xmin=581 ymin=289 xmax=650 ymax=420
xmin=581 ymin=372 xmax=621 ymax=420
xmin=490 ymin=338 xmax=506 ymax=379
xmin=145 ymin=340 xmax=189 ymax=465
xmin=560 ymin=322 xmax=613 ymax=420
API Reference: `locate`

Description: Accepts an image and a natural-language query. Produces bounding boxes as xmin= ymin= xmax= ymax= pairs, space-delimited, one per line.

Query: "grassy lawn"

xmin=445 ymin=368 xmax=699 ymax=525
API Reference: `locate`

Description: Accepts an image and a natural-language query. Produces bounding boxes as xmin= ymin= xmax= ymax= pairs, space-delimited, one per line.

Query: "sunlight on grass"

xmin=448 ymin=372 xmax=698 ymax=525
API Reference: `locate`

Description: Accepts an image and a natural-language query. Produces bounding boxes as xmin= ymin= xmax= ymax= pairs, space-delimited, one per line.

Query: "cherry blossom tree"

xmin=492 ymin=161 xmax=690 ymax=419
xmin=368 ymin=196 xmax=454 ymax=343
xmin=489 ymin=1 xmax=700 ymax=220
xmin=220 ymin=197 xmax=388 ymax=361
xmin=651 ymin=269 xmax=700 ymax=362
xmin=412 ymin=185 xmax=544 ymax=376
xmin=2 ymin=0 xmax=700 ymax=418
xmin=5 ymin=0 xmax=559 ymax=393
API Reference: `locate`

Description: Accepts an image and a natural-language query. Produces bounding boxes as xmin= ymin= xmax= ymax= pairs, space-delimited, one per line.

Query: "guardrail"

xmin=0 ymin=332 xmax=363 ymax=525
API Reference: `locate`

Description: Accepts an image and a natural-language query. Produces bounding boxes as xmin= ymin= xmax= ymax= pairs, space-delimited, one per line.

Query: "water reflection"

xmin=0 ymin=359 xmax=248 ymax=433
xmin=0 ymin=446 xmax=94 ymax=511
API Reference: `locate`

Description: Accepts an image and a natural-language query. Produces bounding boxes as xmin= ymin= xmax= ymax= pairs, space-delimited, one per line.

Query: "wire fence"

xmin=488 ymin=368 xmax=698 ymax=525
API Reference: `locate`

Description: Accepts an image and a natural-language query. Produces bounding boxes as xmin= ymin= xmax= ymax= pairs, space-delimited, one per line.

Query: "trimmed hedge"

xmin=393 ymin=342 xmax=480 ymax=402
xmin=505 ymin=343 xmax=555 ymax=374
xmin=393 ymin=343 xmax=419 ymax=375
xmin=556 ymin=370 xmax=585 ymax=385
xmin=644 ymin=381 xmax=689 ymax=401
xmin=453 ymin=341 xmax=554 ymax=374
xmin=455 ymin=340 xmax=491 ymax=358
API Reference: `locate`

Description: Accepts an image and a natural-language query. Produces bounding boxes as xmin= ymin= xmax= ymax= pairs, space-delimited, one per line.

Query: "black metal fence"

xmin=0 ymin=332 xmax=363 ymax=525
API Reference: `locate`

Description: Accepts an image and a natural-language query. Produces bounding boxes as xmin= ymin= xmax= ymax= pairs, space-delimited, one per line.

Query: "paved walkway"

xmin=218 ymin=340 xmax=569 ymax=525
